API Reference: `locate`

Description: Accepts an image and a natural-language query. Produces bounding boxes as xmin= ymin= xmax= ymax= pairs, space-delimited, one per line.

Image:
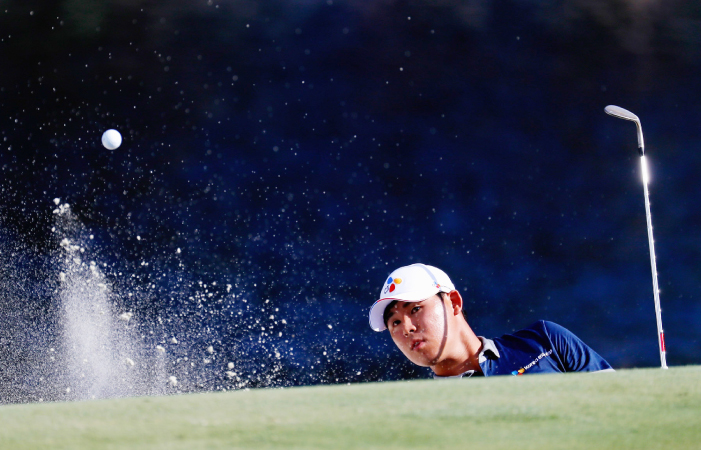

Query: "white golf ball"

xmin=101 ymin=129 xmax=122 ymax=150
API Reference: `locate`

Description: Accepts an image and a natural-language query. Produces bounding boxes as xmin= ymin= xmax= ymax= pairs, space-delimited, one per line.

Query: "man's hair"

xmin=382 ymin=300 xmax=399 ymax=328
xmin=382 ymin=293 xmax=467 ymax=328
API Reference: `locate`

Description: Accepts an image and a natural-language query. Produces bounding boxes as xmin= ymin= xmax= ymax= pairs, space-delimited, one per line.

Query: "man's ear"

xmin=448 ymin=290 xmax=463 ymax=316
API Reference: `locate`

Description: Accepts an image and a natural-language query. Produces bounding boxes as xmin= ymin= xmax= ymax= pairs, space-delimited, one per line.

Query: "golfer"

xmin=369 ymin=263 xmax=613 ymax=377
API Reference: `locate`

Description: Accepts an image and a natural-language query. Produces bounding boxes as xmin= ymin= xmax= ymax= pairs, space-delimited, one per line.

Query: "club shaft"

xmin=640 ymin=155 xmax=668 ymax=369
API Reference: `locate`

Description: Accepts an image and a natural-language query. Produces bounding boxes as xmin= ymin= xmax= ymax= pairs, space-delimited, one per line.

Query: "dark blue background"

xmin=1 ymin=1 xmax=700 ymax=399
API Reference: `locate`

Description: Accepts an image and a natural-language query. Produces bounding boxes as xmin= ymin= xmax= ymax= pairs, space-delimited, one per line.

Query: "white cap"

xmin=369 ymin=263 xmax=455 ymax=332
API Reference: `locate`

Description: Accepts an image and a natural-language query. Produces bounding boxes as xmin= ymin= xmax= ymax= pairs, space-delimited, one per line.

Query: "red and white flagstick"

xmin=641 ymin=155 xmax=667 ymax=369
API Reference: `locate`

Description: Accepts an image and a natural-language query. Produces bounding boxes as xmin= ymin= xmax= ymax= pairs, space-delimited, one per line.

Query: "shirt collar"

xmin=477 ymin=336 xmax=500 ymax=363
xmin=433 ymin=337 xmax=500 ymax=379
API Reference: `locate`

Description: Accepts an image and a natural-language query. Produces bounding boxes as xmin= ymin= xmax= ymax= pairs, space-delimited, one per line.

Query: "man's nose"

xmin=402 ymin=317 xmax=416 ymax=336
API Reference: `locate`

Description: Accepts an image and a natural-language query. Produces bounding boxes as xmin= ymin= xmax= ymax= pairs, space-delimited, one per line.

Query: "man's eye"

xmin=392 ymin=320 xmax=401 ymax=327
xmin=411 ymin=306 xmax=421 ymax=314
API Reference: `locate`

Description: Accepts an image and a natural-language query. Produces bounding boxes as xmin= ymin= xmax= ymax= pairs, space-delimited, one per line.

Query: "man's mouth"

xmin=411 ymin=340 xmax=424 ymax=351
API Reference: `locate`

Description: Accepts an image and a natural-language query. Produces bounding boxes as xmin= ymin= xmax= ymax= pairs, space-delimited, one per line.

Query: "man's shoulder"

xmin=484 ymin=321 xmax=612 ymax=375
xmin=482 ymin=322 xmax=562 ymax=376
xmin=490 ymin=322 xmax=552 ymax=353
xmin=490 ymin=321 xmax=573 ymax=356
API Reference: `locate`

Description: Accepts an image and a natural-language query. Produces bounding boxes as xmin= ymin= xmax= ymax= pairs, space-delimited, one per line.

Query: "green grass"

xmin=1 ymin=366 xmax=700 ymax=449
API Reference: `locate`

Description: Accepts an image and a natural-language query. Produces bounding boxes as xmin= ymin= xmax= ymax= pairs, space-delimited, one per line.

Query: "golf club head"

xmin=604 ymin=105 xmax=644 ymax=155
xmin=604 ymin=105 xmax=639 ymax=122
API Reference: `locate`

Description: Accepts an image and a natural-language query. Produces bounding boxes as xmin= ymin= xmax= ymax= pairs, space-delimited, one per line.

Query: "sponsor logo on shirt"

xmin=512 ymin=349 xmax=553 ymax=376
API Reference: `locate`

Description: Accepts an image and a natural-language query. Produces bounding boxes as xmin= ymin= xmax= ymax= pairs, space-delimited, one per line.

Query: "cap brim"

xmin=369 ymin=299 xmax=394 ymax=332
xmin=369 ymin=287 xmax=441 ymax=332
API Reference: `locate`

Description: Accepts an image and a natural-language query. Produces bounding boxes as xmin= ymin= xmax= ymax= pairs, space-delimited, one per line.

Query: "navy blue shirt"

xmin=436 ymin=321 xmax=613 ymax=378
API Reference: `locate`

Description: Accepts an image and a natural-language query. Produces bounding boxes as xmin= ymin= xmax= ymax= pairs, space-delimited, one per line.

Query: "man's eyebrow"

xmin=392 ymin=302 xmax=415 ymax=315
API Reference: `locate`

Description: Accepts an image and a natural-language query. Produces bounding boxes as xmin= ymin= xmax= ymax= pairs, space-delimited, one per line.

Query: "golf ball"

xmin=101 ymin=129 xmax=122 ymax=150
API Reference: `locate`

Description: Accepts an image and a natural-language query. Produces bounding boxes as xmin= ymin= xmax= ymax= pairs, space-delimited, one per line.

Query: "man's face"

xmin=385 ymin=295 xmax=450 ymax=367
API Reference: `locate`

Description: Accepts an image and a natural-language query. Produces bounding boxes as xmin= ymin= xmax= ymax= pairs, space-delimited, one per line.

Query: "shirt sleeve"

xmin=542 ymin=321 xmax=613 ymax=372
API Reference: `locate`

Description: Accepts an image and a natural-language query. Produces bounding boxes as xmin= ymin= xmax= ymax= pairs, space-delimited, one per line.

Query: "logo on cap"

xmin=383 ymin=277 xmax=402 ymax=295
